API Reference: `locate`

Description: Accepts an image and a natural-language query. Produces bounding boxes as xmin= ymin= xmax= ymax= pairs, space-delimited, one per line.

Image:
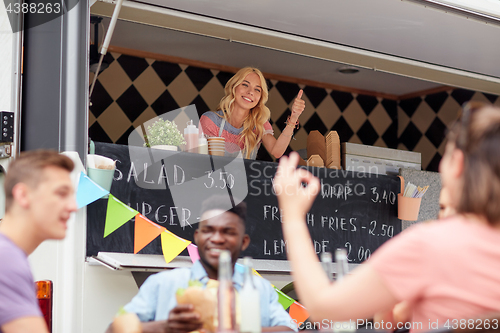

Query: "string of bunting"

xmin=76 ymin=171 xmax=309 ymax=321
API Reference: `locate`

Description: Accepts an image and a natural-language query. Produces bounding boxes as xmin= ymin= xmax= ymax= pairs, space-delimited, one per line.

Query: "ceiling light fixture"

xmin=337 ymin=66 xmax=360 ymax=74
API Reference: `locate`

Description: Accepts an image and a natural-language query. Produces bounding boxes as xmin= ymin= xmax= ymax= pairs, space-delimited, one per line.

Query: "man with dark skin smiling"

xmin=109 ymin=196 xmax=296 ymax=333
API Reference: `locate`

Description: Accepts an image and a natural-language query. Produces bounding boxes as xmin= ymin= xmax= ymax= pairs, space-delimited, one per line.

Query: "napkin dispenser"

xmin=342 ymin=142 xmax=421 ymax=175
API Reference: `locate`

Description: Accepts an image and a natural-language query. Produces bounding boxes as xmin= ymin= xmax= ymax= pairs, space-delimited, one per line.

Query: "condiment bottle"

xmin=184 ymin=120 xmax=199 ymax=153
xmin=198 ymin=137 xmax=208 ymax=154
xmin=198 ymin=128 xmax=208 ymax=154
xmin=218 ymin=250 xmax=236 ymax=333
xmin=239 ymin=257 xmax=261 ymax=333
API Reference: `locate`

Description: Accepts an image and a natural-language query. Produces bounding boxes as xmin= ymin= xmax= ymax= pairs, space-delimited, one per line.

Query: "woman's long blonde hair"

xmin=216 ymin=67 xmax=271 ymax=158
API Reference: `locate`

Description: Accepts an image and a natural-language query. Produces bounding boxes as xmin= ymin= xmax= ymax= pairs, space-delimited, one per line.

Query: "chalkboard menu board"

xmin=87 ymin=142 xmax=401 ymax=263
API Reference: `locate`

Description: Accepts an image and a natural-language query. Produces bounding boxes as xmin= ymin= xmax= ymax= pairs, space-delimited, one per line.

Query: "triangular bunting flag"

xmin=234 ymin=264 xmax=263 ymax=279
xmin=275 ymin=287 xmax=295 ymax=310
xmin=104 ymin=194 xmax=138 ymax=237
xmin=235 ymin=263 xmax=244 ymax=274
xmin=187 ymin=244 xmax=200 ymax=263
xmin=252 ymin=268 xmax=262 ymax=278
xmin=134 ymin=214 xmax=166 ymax=254
xmin=289 ymin=302 xmax=309 ymax=324
xmin=160 ymin=231 xmax=191 ymax=264
xmin=76 ymin=172 xmax=109 ymax=208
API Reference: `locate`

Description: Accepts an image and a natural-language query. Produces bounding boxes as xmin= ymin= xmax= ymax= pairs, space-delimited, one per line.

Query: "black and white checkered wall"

xmin=89 ymin=52 xmax=499 ymax=171
xmin=398 ymin=90 xmax=499 ymax=171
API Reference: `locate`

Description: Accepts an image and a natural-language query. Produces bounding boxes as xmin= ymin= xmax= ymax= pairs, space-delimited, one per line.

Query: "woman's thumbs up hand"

xmin=290 ymin=89 xmax=305 ymax=124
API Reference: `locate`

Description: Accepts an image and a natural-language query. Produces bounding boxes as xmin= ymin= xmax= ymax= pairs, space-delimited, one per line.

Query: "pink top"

xmin=369 ymin=217 xmax=500 ymax=332
xmin=200 ymin=111 xmax=273 ymax=159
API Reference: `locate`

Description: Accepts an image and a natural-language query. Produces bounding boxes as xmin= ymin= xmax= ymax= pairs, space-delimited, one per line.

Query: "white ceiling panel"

xmin=102 ymin=18 xmax=441 ymax=96
xmin=91 ymin=0 xmax=500 ymax=95
xmin=144 ymin=0 xmax=500 ymax=78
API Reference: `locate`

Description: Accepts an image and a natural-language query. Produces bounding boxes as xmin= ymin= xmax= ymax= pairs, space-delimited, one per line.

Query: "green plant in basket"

xmin=144 ymin=119 xmax=186 ymax=147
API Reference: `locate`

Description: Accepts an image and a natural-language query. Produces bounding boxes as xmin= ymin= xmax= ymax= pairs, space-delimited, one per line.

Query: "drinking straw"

xmin=403 ymin=182 xmax=429 ymax=198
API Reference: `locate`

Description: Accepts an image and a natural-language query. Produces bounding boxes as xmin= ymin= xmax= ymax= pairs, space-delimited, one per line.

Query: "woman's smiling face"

xmin=233 ymin=73 xmax=262 ymax=112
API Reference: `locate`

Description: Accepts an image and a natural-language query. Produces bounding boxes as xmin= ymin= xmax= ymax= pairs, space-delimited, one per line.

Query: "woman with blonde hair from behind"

xmin=274 ymin=102 xmax=500 ymax=332
xmin=200 ymin=67 xmax=305 ymax=159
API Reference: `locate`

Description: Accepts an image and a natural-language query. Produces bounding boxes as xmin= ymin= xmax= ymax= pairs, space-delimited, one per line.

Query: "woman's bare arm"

xmin=262 ymin=91 xmax=305 ymax=159
xmin=274 ymin=153 xmax=399 ymax=321
xmin=261 ymin=128 xmax=294 ymax=159
xmin=2 ymin=317 xmax=49 ymax=333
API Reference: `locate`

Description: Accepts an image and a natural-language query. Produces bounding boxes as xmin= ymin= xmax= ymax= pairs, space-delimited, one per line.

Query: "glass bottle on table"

xmin=335 ymin=248 xmax=349 ymax=281
xmin=218 ymin=250 xmax=236 ymax=333
xmin=333 ymin=248 xmax=355 ymax=332
xmin=320 ymin=252 xmax=333 ymax=282
xmin=319 ymin=252 xmax=333 ymax=331
xmin=239 ymin=257 xmax=261 ymax=333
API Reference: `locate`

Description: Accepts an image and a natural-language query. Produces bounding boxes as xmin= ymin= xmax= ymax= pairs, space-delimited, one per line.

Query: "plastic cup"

xmin=88 ymin=167 xmax=115 ymax=193
xmin=208 ymin=137 xmax=225 ymax=155
xmin=87 ymin=154 xmax=116 ymax=195
xmin=208 ymin=148 xmax=225 ymax=156
xmin=207 ymin=137 xmax=225 ymax=157
xmin=397 ymin=194 xmax=422 ymax=221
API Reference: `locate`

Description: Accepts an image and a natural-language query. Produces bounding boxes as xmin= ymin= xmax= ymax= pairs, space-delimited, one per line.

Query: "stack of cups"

xmin=207 ymin=137 xmax=225 ymax=156
xmin=87 ymin=154 xmax=116 ymax=196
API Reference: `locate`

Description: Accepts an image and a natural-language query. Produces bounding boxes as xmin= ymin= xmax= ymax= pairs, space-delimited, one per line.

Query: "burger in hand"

xmin=176 ymin=280 xmax=218 ymax=332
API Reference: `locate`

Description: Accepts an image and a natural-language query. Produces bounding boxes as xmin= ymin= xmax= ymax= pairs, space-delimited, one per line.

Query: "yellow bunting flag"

xmin=160 ymin=231 xmax=191 ymax=264
xmin=252 ymin=268 xmax=262 ymax=278
xmin=289 ymin=302 xmax=309 ymax=324
xmin=104 ymin=194 xmax=138 ymax=238
xmin=134 ymin=214 xmax=166 ymax=254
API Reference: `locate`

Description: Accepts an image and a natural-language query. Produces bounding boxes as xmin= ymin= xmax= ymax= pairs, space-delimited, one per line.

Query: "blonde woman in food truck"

xmin=273 ymin=103 xmax=500 ymax=332
xmin=199 ymin=67 xmax=305 ymax=159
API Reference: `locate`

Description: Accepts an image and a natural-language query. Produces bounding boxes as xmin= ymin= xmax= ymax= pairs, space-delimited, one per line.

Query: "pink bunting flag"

xmin=187 ymin=244 xmax=200 ymax=263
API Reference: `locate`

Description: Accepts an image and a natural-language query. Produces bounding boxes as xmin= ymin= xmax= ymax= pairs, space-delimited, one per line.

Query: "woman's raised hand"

xmin=273 ymin=152 xmax=320 ymax=218
xmin=290 ymin=90 xmax=305 ymax=123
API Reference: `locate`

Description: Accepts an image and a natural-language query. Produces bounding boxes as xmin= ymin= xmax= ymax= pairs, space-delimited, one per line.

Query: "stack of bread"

xmin=325 ymin=131 xmax=341 ymax=169
xmin=111 ymin=312 xmax=142 ymax=333
xmin=176 ymin=280 xmax=218 ymax=332
xmin=290 ymin=130 xmax=341 ymax=169
xmin=307 ymin=130 xmax=326 ymax=167
xmin=307 ymin=154 xmax=324 ymax=167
